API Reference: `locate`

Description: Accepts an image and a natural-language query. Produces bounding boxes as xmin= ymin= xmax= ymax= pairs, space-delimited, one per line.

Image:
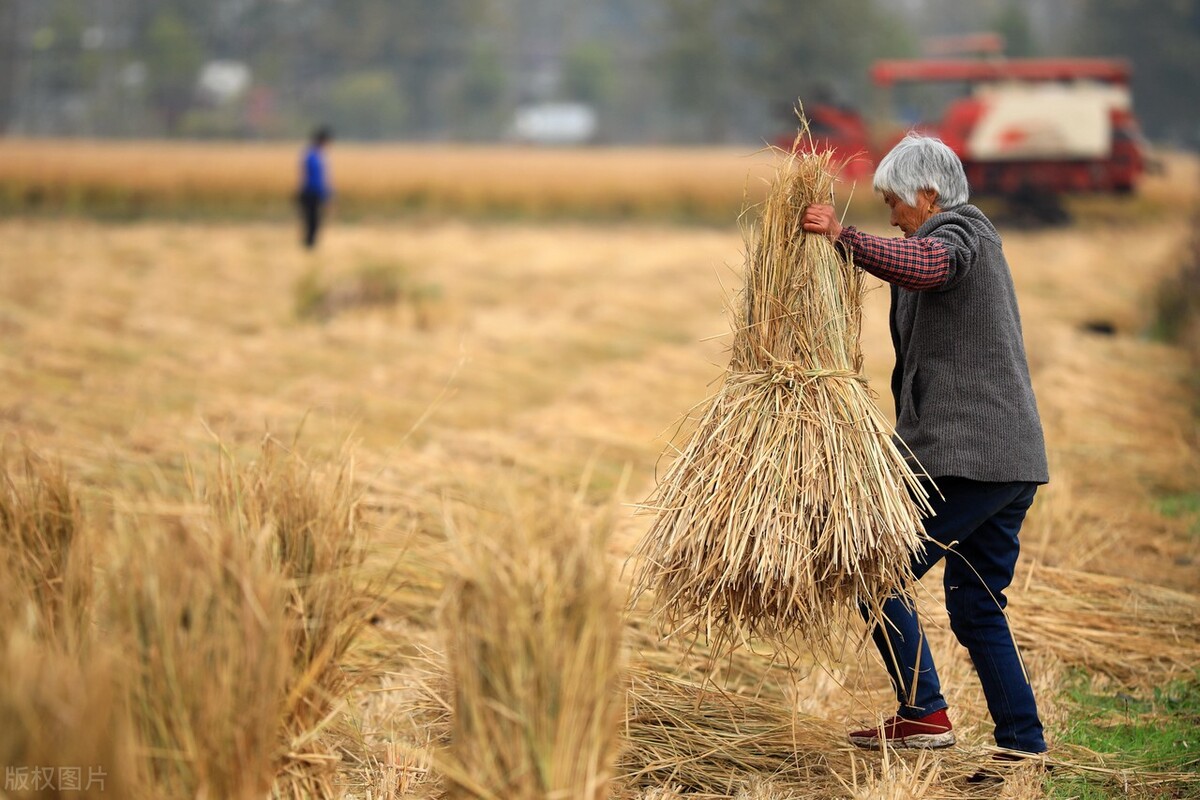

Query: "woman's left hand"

xmin=802 ymin=204 xmax=843 ymax=240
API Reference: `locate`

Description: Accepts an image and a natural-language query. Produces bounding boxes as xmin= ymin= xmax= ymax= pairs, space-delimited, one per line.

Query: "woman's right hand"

xmin=802 ymin=204 xmax=843 ymax=240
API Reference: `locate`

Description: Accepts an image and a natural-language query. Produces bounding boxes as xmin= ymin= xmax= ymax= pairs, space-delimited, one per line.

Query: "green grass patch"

xmin=1158 ymin=492 xmax=1200 ymax=536
xmin=295 ymin=260 xmax=442 ymax=323
xmin=1047 ymin=672 xmax=1200 ymax=799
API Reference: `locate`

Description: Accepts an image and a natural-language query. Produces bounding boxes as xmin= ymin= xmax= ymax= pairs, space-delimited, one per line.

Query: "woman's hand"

xmin=802 ymin=204 xmax=843 ymax=240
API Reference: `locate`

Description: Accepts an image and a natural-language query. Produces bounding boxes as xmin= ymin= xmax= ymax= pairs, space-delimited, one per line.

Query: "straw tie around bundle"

xmin=727 ymin=355 xmax=868 ymax=390
xmin=631 ymin=142 xmax=933 ymax=656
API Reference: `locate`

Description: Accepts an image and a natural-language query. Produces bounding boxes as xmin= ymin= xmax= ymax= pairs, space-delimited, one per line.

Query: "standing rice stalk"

xmin=106 ymin=512 xmax=292 ymax=800
xmin=441 ymin=485 xmax=625 ymax=800
xmin=632 ymin=141 xmax=931 ymax=656
xmin=203 ymin=435 xmax=372 ymax=799
xmin=0 ymin=627 xmax=138 ymax=799
xmin=105 ymin=435 xmax=370 ymax=799
xmin=0 ymin=451 xmax=91 ymax=646
xmin=0 ymin=452 xmax=136 ymax=798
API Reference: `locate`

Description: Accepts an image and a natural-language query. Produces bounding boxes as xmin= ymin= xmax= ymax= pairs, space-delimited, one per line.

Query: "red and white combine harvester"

xmin=793 ymin=57 xmax=1151 ymax=220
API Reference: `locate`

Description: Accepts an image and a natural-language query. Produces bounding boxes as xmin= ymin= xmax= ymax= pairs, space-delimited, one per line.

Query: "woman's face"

xmin=883 ymin=189 xmax=939 ymax=238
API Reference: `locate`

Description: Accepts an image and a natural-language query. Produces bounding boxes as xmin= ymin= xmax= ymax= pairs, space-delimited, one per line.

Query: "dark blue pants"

xmin=869 ymin=476 xmax=1046 ymax=753
xmin=298 ymin=190 xmax=325 ymax=249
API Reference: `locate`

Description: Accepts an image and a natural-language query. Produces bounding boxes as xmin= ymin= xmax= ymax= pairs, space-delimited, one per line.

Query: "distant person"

xmin=298 ymin=126 xmax=333 ymax=249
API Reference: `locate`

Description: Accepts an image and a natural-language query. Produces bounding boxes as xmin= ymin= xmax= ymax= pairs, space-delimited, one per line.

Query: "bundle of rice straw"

xmin=440 ymin=486 xmax=624 ymax=800
xmin=632 ymin=139 xmax=932 ymax=655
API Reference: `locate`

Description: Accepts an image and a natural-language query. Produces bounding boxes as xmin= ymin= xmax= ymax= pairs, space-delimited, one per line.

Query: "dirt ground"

xmin=0 ymin=155 xmax=1197 ymax=798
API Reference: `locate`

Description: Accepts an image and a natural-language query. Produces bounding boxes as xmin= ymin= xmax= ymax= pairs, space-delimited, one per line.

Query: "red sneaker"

xmin=848 ymin=709 xmax=956 ymax=749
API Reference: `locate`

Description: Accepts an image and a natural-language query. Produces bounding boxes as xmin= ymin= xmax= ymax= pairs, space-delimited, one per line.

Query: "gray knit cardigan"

xmin=889 ymin=204 xmax=1049 ymax=484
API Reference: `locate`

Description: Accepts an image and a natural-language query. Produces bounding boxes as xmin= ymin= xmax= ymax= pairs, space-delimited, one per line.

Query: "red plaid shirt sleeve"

xmin=838 ymin=226 xmax=952 ymax=291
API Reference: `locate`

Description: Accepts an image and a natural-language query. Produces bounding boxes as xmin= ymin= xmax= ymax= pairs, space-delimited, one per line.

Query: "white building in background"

xmin=197 ymin=60 xmax=251 ymax=105
xmin=509 ymin=102 xmax=597 ymax=145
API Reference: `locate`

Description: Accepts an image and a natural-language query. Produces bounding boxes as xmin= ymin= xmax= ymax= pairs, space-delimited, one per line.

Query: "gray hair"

xmin=873 ymin=132 xmax=969 ymax=209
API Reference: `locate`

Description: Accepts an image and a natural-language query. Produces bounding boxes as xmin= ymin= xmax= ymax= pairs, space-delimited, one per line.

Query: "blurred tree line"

xmin=0 ymin=0 xmax=1196 ymax=147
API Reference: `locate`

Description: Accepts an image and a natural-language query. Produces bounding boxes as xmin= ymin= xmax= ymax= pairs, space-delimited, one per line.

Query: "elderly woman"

xmin=802 ymin=133 xmax=1049 ymax=758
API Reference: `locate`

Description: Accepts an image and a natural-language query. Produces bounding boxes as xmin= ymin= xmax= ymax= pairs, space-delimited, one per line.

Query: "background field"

xmin=3 ymin=139 xmax=1192 ymax=224
xmin=0 ymin=139 xmax=788 ymax=223
xmin=1 ymin=145 xmax=1198 ymax=798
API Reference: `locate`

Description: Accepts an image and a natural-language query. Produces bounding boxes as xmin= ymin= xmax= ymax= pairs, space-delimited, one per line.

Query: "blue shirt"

xmin=301 ymin=146 xmax=330 ymax=200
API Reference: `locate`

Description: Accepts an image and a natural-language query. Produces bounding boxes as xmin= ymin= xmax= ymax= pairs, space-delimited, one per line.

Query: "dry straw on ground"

xmin=1014 ymin=563 xmax=1200 ymax=683
xmin=632 ymin=141 xmax=931 ymax=655
xmin=440 ymin=485 xmax=625 ymax=800
xmin=617 ymin=657 xmax=1018 ymax=799
xmin=619 ymin=667 xmax=831 ymax=795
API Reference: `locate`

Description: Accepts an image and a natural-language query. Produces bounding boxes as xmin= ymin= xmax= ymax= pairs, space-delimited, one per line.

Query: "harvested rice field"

xmin=1 ymin=149 xmax=1198 ymax=799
